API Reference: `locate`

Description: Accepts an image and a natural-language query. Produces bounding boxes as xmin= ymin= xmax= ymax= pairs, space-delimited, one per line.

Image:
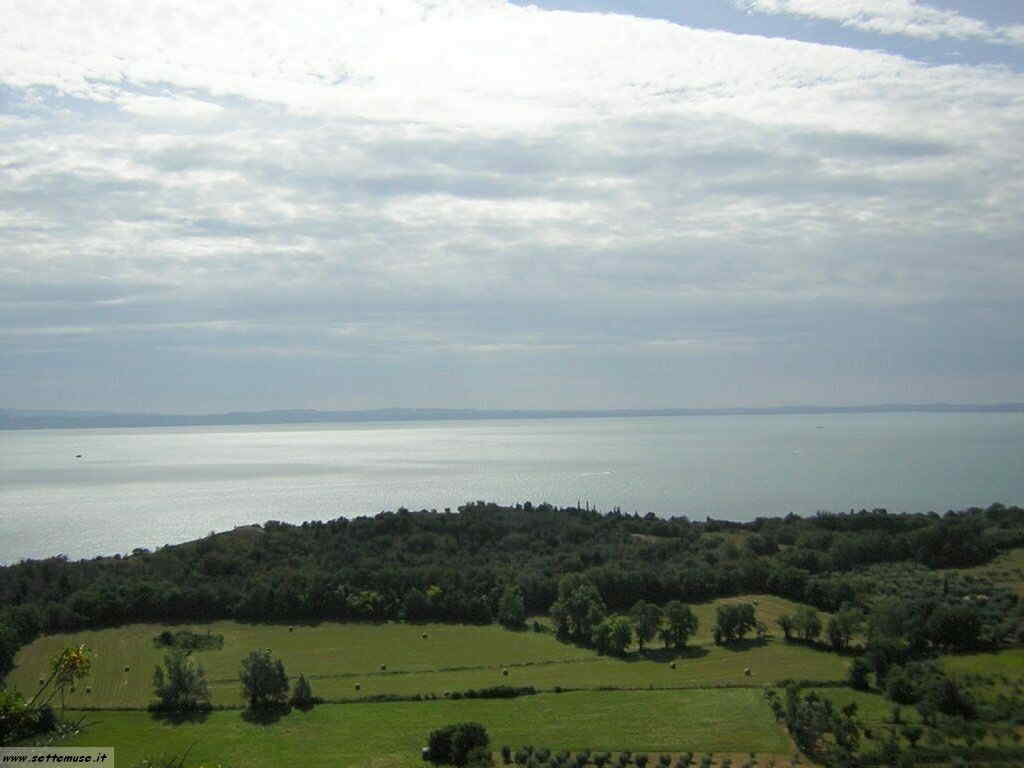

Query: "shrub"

xmin=0 ymin=689 xmax=58 ymax=745
xmin=152 ymin=629 xmax=224 ymax=652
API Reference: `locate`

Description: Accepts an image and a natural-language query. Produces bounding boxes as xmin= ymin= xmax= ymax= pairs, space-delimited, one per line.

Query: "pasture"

xmin=7 ymin=595 xmax=844 ymax=710
xmin=60 ymin=688 xmax=792 ymax=768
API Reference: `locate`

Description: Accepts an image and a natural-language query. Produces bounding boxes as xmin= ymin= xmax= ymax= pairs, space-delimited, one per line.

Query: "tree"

xmin=631 ymin=600 xmax=661 ymax=652
xmin=550 ymin=574 xmax=606 ymax=643
xmin=826 ymin=608 xmax=862 ymax=652
xmin=402 ymin=588 xmax=431 ymax=621
xmin=152 ymin=650 xmax=210 ymax=712
xmin=777 ymin=614 xmax=795 ymax=641
xmin=778 ymin=684 xmax=861 ymax=761
xmin=922 ymin=675 xmax=976 ymax=720
xmin=714 ymin=603 xmax=756 ymax=644
xmin=867 ymin=597 xmax=905 ymax=643
xmin=793 ymin=606 xmax=822 ymax=643
xmin=884 ymin=666 xmax=917 ymax=705
xmin=346 ymin=589 xmax=384 ymax=619
xmin=239 ymin=649 xmax=289 ymax=710
xmin=848 ymin=657 xmax=871 ymax=691
xmin=660 ymin=601 xmax=699 ymax=649
xmin=901 ymin=725 xmax=923 ymax=748
xmin=593 ymin=615 xmax=633 ymax=656
xmin=28 ymin=644 xmax=92 ymax=716
xmin=498 ymin=585 xmax=527 ymax=629
xmin=290 ymin=673 xmax=315 ymax=709
xmin=427 ymin=722 xmax=490 ymax=766
xmin=925 ymin=604 xmax=981 ymax=651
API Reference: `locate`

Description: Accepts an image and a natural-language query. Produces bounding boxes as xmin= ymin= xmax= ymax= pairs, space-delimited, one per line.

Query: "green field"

xmin=942 ymin=648 xmax=1024 ymax=680
xmin=8 ymin=596 xmax=844 ymax=710
xmin=950 ymin=547 xmax=1024 ymax=598
xmin=806 ymin=687 xmax=923 ymax=726
xmin=59 ymin=689 xmax=792 ymax=768
xmin=2 ymin=595 xmax=892 ymax=765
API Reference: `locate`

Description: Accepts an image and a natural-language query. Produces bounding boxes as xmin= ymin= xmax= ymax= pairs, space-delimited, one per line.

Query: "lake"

xmin=1 ymin=411 xmax=1023 ymax=564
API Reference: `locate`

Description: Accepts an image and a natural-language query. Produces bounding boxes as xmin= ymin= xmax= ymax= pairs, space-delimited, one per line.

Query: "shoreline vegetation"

xmin=2 ymin=501 xmax=1022 ymax=766
xmin=3 ymin=402 xmax=1024 ymax=430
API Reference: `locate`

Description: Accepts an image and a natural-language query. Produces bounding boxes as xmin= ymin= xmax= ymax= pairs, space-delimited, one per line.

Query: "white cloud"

xmin=736 ymin=0 xmax=1024 ymax=46
xmin=118 ymin=94 xmax=224 ymax=120
xmin=2 ymin=0 xmax=1024 ymax=409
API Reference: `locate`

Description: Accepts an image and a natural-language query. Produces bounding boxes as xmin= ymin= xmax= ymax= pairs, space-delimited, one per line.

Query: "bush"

xmin=462 ymin=685 xmax=537 ymax=700
xmin=153 ymin=629 xmax=224 ymax=652
xmin=0 ymin=689 xmax=58 ymax=745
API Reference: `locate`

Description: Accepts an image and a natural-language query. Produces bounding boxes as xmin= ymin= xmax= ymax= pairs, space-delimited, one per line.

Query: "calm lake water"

xmin=1 ymin=412 xmax=1023 ymax=564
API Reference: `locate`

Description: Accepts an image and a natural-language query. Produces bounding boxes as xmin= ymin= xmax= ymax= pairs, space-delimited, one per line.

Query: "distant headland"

xmin=2 ymin=403 xmax=1023 ymax=430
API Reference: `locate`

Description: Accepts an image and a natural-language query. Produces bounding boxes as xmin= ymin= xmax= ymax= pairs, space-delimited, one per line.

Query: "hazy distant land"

xmin=3 ymin=403 xmax=1024 ymax=430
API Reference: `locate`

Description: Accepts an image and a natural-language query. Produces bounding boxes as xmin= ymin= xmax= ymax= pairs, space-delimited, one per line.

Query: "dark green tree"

xmin=239 ymin=649 xmax=289 ymax=710
xmin=402 ymin=588 xmax=431 ymax=621
xmin=793 ymin=606 xmax=822 ymax=643
xmin=826 ymin=608 xmax=862 ymax=652
xmin=631 ymin=600 xmax=661 ymax=652
xmin=498 ymin=585 xmax=527 ymax=629
xmin=777 ymin=614 xmax=795 ymax=641
xmin=550 ymin=574 xmax=606 ymax=643
xmin=593 ymin=615 xmax=633 ymax=656
xmin=660 ymin=601 xmax=699 ymax=649
xmin=714 ymin=603 xmax=756 ymax=644
xmin=848 ymin=657 xmax=871 ymax=691
xmin=427 ymin=722 xmax=490 ymax=766
xmin=289 ymin=673 xmax=315 ymax=709
xmin=152 ymin=650 xmax=210 ymax=712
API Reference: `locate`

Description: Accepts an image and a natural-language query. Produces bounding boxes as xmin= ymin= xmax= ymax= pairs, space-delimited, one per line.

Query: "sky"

xmin=2 ymin=0 xmax=1023 ymax=413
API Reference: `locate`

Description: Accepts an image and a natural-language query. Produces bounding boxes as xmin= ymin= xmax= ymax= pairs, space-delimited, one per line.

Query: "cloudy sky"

xmin=3 ymin=0 xmax=1023 ymax=412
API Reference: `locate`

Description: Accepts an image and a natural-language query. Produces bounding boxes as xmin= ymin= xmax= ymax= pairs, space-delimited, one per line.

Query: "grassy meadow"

xmin=7 ymin=595 xmax=844 ymax=710
xmin=59 ymin=689 xmax=792 ymax=768
xmin=12 ymin=590 xmax=1023 ymax=767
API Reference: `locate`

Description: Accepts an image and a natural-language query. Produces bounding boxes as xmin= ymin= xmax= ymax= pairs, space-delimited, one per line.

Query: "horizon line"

xmin=2 ymin=401 xmax=1023 ymax=430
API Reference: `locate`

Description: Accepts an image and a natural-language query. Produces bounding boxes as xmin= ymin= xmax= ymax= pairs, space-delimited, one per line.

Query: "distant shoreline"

xmin=2 ymin=403 xmax=1023 ymax=430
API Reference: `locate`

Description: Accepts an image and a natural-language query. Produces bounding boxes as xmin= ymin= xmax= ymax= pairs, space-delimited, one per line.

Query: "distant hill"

xmin=2 ymin=403 xmax=1022 ymax=429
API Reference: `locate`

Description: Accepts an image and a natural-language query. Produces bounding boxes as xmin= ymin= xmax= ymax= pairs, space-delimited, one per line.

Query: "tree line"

xmin=1 ymin=502 xmax=1022 ymax=679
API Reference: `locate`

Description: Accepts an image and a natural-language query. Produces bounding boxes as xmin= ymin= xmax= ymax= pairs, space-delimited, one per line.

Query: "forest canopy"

xmin=1 ymin=502 xmax=1022 ymax=679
